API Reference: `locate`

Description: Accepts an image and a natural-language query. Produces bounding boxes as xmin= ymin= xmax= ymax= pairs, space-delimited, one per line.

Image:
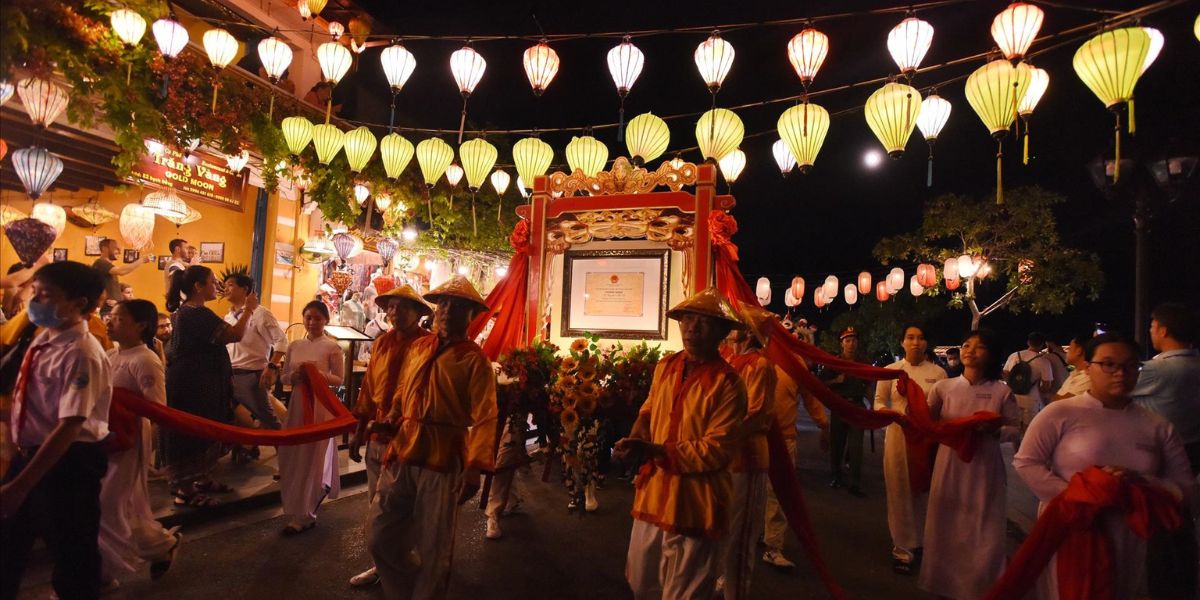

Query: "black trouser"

xmin=829 ymin=414 xmax=864 ymax=487
xmin=1 ymin=441 xmax=107 ymax=600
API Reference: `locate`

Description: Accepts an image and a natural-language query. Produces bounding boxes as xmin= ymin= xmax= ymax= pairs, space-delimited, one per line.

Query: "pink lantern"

xmin=857 ymin=271 xmax=872 ymax=295
xmin=843 ymin=284 xmax=858 ymax=305
xmin=943 ymin=257 xmax=959 ymax=281
xmin=875 ymin=281 xmax=890 ymax=302
xmin=946 ymin=277 xmax=961 ymax=291
xmin=755 ymin=277 xmax=772 ymax=306
xmin=916 ymin=263 xmax=937 ymax=287
xmin=375 ymin=237 xmax=398 ymax=264
xmin=886 ymin=267 xmax=904 ymax=294
xmin=790 ymin=276 xmax=805 ymax=301
xmin=814 ymin=286 xmax=826 ymax=308
xmin=910 ymin=275 xmax=926 ymax=297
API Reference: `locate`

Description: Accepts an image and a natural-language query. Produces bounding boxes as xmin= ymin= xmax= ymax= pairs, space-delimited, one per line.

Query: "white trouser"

xmin=98 ymin=424 xmax=176 ymax=578
xmin=762 ymin=438 xmax=797 ymax=552
xmin=720 ymin=471 xmax=767 ymax=600
xmin=367 ymin=463 xmax=461 ymax=600
xmin=626 ymin=519 xmax=720 ymax=600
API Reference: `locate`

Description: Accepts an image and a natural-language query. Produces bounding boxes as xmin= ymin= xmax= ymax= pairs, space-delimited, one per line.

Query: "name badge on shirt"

xmin=975 ymin=392 xmax=992 ymax=400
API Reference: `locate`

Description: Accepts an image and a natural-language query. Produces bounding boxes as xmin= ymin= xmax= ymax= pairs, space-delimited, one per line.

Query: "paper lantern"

xmin=814 ymin=287 xmax=826 ymax=309
xmin=1140 ymin=27 xmax=1163 ymax=76
xmin=343 ymin=126 xmax=377 ymax=173
xmin=695 ymin=32 xmax=734 ymax=92
xmin=163 ymin=204 xmax=202 ymax=227
xmin=513 ymin=137 xmax=553 ymax=190
xmin=445 ymin=163 xmax=464 ymax=188
xmin=965 ymin=60 xmax=1032 ymax=203
xmin=1073 ymin=27 xmax=1153 ymax=119
xmin=790 ymin=277 xmax=805 ymax=300
xmin=943 ymin=257 xmax=959 ymax=281
xmin=772 ymin=139 xmax=796 ymax=175
xmin=608 ymin=37 xmax=644 ymax=96
xmin=110 ymin=9 xmax=147 ymax=46
xmin=957 ymin=254 xmax=980 ymax=277
xmin=844 ymin=284 xmax=858 ymax=305
xmin=282 ymin=116 xmax=314 ymax=155
xmin=917 ymin=263 xmax=937 ymax=287
xmin=777 ymin=102 xmax=830 ymax=173
xmin=152 ymin=16 xmax=188 ymax=59
xmin=0 ymin=81 xmax=12 ymax=107
xmin=910 ymin=275 xmax=925 ymax=297
xmin=305 ymin=0 xmax=328 ymax=17
xmin=375 ymin=238 xmax=398 ymax=264
xmin=317 ymin=42 xmax=352 ymax=84
xmin=1195 ymin=14 xmax=1199 ymax=42
xmin=416 ymin=138 xmax=455 ymax=187
xmin=822 ymin=275 xmax=838 ymax=300
xmin=11 ymin=146 xmax=63 ymax=199
xmin=718 ymin=149 xmax=746 ymax=184
xmin=991 ymin=2 xmax=1044 ymax=61
xmin=516 ymin=177 xmax=530 ymax=198
xmin=784 ymin=288 xmax=799 ymax=308
xmin=450 ymin=46 xmax=486 ymax=95
xmin=886 ymin=268 xmax=904 ymax=293
xmin=523 ymin=41 xmax=560 ymax=96
xmin=142 ymin=189 xmax=188 ymax=219
xmin=946 ymin=277 xmax=961 ymax=291
xmin=1018 ymin=67 xmax=1049 ymax=116
xmin=787 ymin=28 xmax=829 ymax=86
xmin=119 ymin=204 xmax=155 ymax=249
xmin=625 ymin=113 xmax=669 ymax=165
xmin=696 ymin=108 xmax=743 ymax=162
xmin=4 ymin=218 xmax=57 ymax=265
xmin=16 ymin=78 xmax=69 ymax=128
xmin=857 ymin=272 xmax=872 ymax=295
xmin=887 ymin=17 xmax=934 ymax=76
xmin=30 ymin=202 xmax=66 ymax=238
xmin=299 ymin=236 xmax=335 ymax=263
xmin=353 ymin=184 xmax=370 ymax=206
xmin=381 ymin=43 xmax=417 ymax=93
xmin=864 ymin=82 xmax=922 ymax=158
xmin=203 ymin=29 xmax=238 ymax=69
xmin=375 ymin=193 xmax=394 ymax=211
xmin=331 ymin=231 xmax=356 ymax=261
xmin=565 ymin=136 xmax=608 ymax=177
xmin=755 ymin=277 xmax=772 ymax=306
xmin=490 ymin=169 xmax=511 ymax=196
xmin=875 ymin=281 xmax=890 ymax=302
xmin=0 ymin=138 xmax=5 ymax=161
xmin=70 ymin=204 xmax=116 ymax=227
xmin=380 ymin=132 xmax=414 ymax=179
xmin=312 ymin=124 xmax=345 ymax=165
xmin=917 ymin=94 xmax=952 ymax=142
xmin=297 ymin=1 xmax=311 ymax=19
xmin=258 ymin=36 xmax=293 ymax=82
xmin=327 ymin=21 xmax=344 ymax=40
xmin=460 ymin=138 xmax=498 ymax=191
xmin=225 ymin=150 xmax=249 ymax=172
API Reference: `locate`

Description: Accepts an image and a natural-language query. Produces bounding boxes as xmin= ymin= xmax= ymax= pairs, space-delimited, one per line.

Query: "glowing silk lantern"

xmin=1140 ymin=27 xmax=1163 ymax=76
xmin=16 ymin=78 xmax=69 ymax=128
xmin=258 ymin=36 xmax=293 ymax=83
xmin=916 ymin=263 xmax=937 ymax=287
xmin=822 ymin=275 xmax=837 ymax=300
xmin=886 ymin=268 xmax=904 ymax=294
xmin=0 ymin=205 xmax=28 ymax=226
xmin=718 ymin=149 xmax=746 ymax=184
xmin=864 ymin=82 xmax=921 ymax=158
xmin=857 ymin=272 xmax=872 ymax=295
xmin=305 ymin=0 xmax=328 ymax=18
xmin=787 ymin=27 xmax=829 ymax=87
xmin=460 ymin=138 xmax=497 ymax=192
xmin=444 ymin=163 xmax=464 ymax=188
xmin=887 ymin=17 xmax=934 ymax=76
xmin=374 ymin=194 xmax=393 ymax=211
xmin=814 ymin=287 xmax=826 ymax=308
xmin=490 ymin=169 xmax=510 ymax=196
xmin=317 ymin=42 xmax=353 ymax=86
xmin=625 ymin=113 xmax=670 ymax=165
xmin=119 ymin=204 xmax=155 ymax=249
xmin=282 ymin=117 xmax=313 ymax=155
xmin=450 ymin=46 xmax=487 ymax=95
xmin=142 ymin=189 xmax=187 ymax=219
xmin=777 ymin=102 xmax=830 ymax=173
xmin=1073 ymin=27 xmax=1154 ymax=182
xmin=0 ymin=81 xmax=12 ymax=107
xmin=696 ymin=108 xmax=743 ymax=162
xmin=965 ymin=60 xmax=1032 ymax=203
xmin=875 ymin=281 xmax=890 ymax=302
xmin=991 ymin=2 xmax=1044 ymax=60
xmin=844 ymin=284 xmax=858 ymax=305
xmin=375 ymin=237 xmax=398 ymax=265
xmin=31 ymin=202 xmax=66 ymax=238
xmin=772 ymin=139 xmax=796 ymax=175
xmin=756 ymin=277 xmax=772 ymax=306
xmin=353 ymin=184 xmax=370 ymax=206
xmin=784 ymin=288 xmax=799 ymax=308
xmin=1017 ymin=66 xmax=1049 ymax=164
xmin=312 ymin=124 xmax=345 ymax=165
xmin=790 ymin=276 xmax=805 ymax=301
xmin=516 ymin=177 xmax=529 ymax=197
xmin=694 ymin=32 xmax=734 ymax=92
xmin=975 ymin=262 xmax=992 ymax=280
xmin=944 ymin=257 xmax=959 ymax=281
xmin=513 ymin=137 xmax=553 ymax=191
xmin=331 ymin=231 xmax=356 ymax=261
xmin=297 ymin=1 xmax=311 ymax=19
xmin=11 ymin=147 xmax=64 ymax=199
xmin=225 ymin=150 xmax=249 ymax=172
xmin=523 ymin=41 xmax=560 ymax=96
xmin=380 ymin=43 xmax=417 ymax=92
xmin=416 ymin=138 xmax=455 ymax=187
xmin=152 ymin=15 xmax=188 ymax=59
xmin=327 ymin=21 xmax=344 ymax=40
xmin=203 ymin=29 xmax=238 ymax=69
xmin=608 ymin=37 xmax=644 ymax=96
xmin=910 ymin=275 xmax=925 ymax=297
xmin=380 ymin=133 xmax=414 ymax=180
xmin=565 ymin=136 xmax=608 ymax=177
xmin=110 ymin=9 xmax=146 ymax=45
xmin=918 ymin=94 xmax=952 ymax=143
xmin=343 ymin=126 xmax=377 ymax=173
xmin=1195 ymin=14 xmax=1199 ymax=42
xmin=946 ymin=277 xmax=961 ymax=291
xmin=957 ymin=254 xmax=980 ymax=278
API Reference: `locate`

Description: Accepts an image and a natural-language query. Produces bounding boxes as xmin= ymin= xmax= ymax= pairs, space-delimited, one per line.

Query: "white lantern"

xmin=772 ymin=139 xmax=796 ymax=175
xmin=444 ymin=163 xmax=464 ymax=188
xmin=490 ymin=169 xmax=511 ymax=196
xmin=944 ymin=257 xmax=960 ymax=281
xmin=784 ymin=288 xmax=799 ymax=308
xmin=110 ymin=9 xmax=147 ymax=46
xmin=694 ymin=32 xmax=734 ymax=92
xmin=11 ymin=146 xmax=64 ymax=199
xmin=142 ymin=189 xmax=188 ymax=219
xmin=258 ymin=36 xmax=294 ymax=83
xmin=119 ymin=203 xmax=156 ymax=249
xmin=317 ymin=42 xmax=353 ymax=84
xmin=910 ymin=275 xmax=925 ymax=297
xmin=607 ymin=36 xmax=644 ymax=96
xmin=957 ymin=254 xmax=980 ymax=278
xmin=16 ymin=78 xmax=69 ymax=128
xmin=31 ymin=202 xmax=66 ymax=238
xmin=1140 ymin=27 xmax=1164 ymax=76
xmin=886 ymin=268 xmax=904 ymax=293
xmin=1018 ymin=67 xmax=1050 ymax=116
xmin=203 ymin=29 xmax=239 ymax=69
xmin=844 ymin=283 xmax=858 ymax=305
xmin=887 ymin=17 xmax=934 ymax=76
xmin=822 ymin=275 xmax=837 ymax=300
xmin=354 ymin=183 xmax=370 ymax=206
xmin=717 ymin=149 xmax=746 ymax=184
xmin=381 ymin=43 xmax=417 ymax=93
xmin=991 ymin=2 xmax=1044 ymax=61
xmin=0 ymin=80 xmax=12 ymax=107
xmin=225 ymin=150 xmax=250 ymax=172
xmin=917 ymin=93 xmax=952 ymax=142
xmin=450 ymin=46 xmax=486 ymax=95
xmin=755 ymin=277 xmax=772 ymax=306
xmin=152 ymin=16 xmax=189 ymax=59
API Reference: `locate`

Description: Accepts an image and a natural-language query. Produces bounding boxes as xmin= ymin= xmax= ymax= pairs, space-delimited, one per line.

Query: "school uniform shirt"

xmin=12 ymin=320 xmax=112 ymax=446
xmin=1132 ymin=348 xmax=1200 ymax=447
xmin=630 ymin=352 xmax=748 ymax=539
xmin=1056 ymin=369 xmax=1091 ymax=399
xmin=224 ymin=305 xmax=288 ymax=371
xmin=727 ymin=350 xmax=774 ymax=473
xmin=1004 ymin=350 xmax=1054 ymax=411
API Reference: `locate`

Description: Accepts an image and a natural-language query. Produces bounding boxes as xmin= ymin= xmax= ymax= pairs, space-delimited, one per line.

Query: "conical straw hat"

xmin=666 ymin=287 xmax=745 ymax=328
xmin=374 ymin=283 xmax=433 ymax=316
xmin=423 ymin=275 xmax=489 ymax=313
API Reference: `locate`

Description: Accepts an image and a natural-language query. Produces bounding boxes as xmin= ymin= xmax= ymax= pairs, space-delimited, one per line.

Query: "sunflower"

xmin=577 ymin=395 xmax=597 ymax=416
xmin=559 ymin=374 xmax=578 ymax=390
xmin=578 ymin=366 xmax=597 ymax=381
xmin=570 ymin=338 xmax=588 ymax=353
xmin=561 ymin=356 xmax=578 ymax=372
xmin=560 ymin=408 xmax=580 ymax=431
xmin=579 ymin=381 xmax=599 ymax=399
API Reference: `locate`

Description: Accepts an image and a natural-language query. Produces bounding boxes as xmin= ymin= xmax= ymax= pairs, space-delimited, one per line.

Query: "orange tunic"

xmin=353 ymin=328 xmax=432 ymax=423
xmin=772 ymin=363 xmax=827 ymax=438
xmin=385 ymin=335 xmax=498 ymax=473
xmin=631 ymin=352 xmax=747 ymax=539
xmin=727 ymin=350 xmax=775 ymax=473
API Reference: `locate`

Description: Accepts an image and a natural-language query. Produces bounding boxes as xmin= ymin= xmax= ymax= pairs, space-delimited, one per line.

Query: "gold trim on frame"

xmin=547 ymin=157 xmax=698 ymax=196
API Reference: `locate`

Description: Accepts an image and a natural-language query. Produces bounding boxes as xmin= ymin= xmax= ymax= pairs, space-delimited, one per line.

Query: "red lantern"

xmin=946 ymin=277 xmax=961 ymax=291
xmin=875 ymin=281 xmax=890 ymax=302
xmin=857 ymin=271 xmax=872 ymax=295
xmin=814 ymin=286 xmax=826 ymax=308
xmin=917 ymin=263 xmax=937 ymax=287
xmin=790 ymin=276 xmax=805 ymax=301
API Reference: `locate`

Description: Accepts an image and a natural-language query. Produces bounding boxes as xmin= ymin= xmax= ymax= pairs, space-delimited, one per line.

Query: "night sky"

xmin=333 ymin=0 xmax=1199 ymax=348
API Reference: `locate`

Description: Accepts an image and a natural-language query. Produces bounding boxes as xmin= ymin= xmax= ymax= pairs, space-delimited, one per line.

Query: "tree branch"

xmin=979 ymin=286 xmax=1020 ymax=317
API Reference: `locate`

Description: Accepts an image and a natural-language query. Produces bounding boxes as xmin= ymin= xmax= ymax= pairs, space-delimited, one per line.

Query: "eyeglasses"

xmin=1088 ymin=360 xmax=1141 ymax=375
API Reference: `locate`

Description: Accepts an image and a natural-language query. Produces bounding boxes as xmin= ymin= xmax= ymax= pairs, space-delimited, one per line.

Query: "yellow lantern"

xmin=258 ymin=36 xmax=293 ymax=83
xmin=991 ymin=2 xmax=1044 ymax=61
xmin=717 ymin=149 xmax=746 ymax=184
xmin=1073 ymin=27 xmax=1154 ymax=183
xmin=380 ymin=132 xmax=414 ymax=180
xmin=565 ymin=136 xmax=608 ymax=177
xmin=1194 ymin=14 xmax=1199 ymax=43
xmin=16 ymin=78 xmax=69 ymax=128
xmin=282 ymin=116 xmax=314 ymax=155
xmin=777 ymin=102 xmax=830 ymax=173
xmin=513 ymin=137 xmax=553 ymax=191
xmin=381 ymin=43 xmax=417 ymax=93
xmin=625 ymin=112 xmax=669 ymax=165
xmin=787 ymin=27 xmax=829 ymax=87
xmin=305 ymin=0 xmax=328 ymax=17
xmin=887 ymin=17 xmax=934 ymax=76
xmin=459 ymin=138 xmax=497 ymax=192
xmin=917 ymin=93 xmax=952 ymax=186
xmin=312 ymin=124 xmax=345 ymax=165
xmin=695 ymin=108 xmax=743 ymax=162
xmin=343 ymin=126 xmax=377 ymax=173
xmin=317 ymin=42 xmax=353 ymax=84
xmin=110 ymin=9 xmax=147 ymax=46
xmin=416 ymin=138 xmax=455 ymax=187
xmin=119 ymin=203 xmax=156 ymax=249
xmin=203 ymin=29 xmax=238 ymax=69
xmin=694 ymin=31 xmax=734 ymax=93
xmin=864 ymin=82 xmax=922 ymax=158
xmin=31 ymin=202 xmax=66 ymax=238
xmin=523 ymin=41 xmax=560 ymax=96
xmin=1018 ymin=66 xmax=1049 ymax=165
xmin=965 ymin=60 xmax=1031 ymax=203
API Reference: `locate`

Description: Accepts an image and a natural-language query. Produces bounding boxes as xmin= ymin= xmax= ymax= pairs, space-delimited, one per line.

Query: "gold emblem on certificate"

xmin=584 ymin=272 xmax=646 ymax=317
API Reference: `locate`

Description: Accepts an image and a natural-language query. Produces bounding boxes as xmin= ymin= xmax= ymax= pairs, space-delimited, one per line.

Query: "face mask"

xmin=27 ymin=300 xmax=64 ymax=329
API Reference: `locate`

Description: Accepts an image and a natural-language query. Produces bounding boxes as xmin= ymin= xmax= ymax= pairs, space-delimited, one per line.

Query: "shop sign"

xmin=128 ymin=148 xmax=246 ymax=211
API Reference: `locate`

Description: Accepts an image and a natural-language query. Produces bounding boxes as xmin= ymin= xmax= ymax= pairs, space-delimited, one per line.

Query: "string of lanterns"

xmin=757 ymin=254 xmax=992 ymax=310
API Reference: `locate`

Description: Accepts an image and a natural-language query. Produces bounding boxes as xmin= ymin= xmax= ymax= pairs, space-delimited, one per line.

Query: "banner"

xmin=128 ymin=147 xmax=246 ymax=211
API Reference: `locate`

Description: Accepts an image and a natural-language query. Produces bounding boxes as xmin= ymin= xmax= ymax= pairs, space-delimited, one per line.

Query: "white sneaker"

xmin=349 ymin=566 xmax=379 ymax=587
xmin=584 ymin=483 xmax=599 ymax=512
xmin=485 ymin=517 xmax=502 ymax=540
xmin=762 ymin=550 xmax=796 ymax=568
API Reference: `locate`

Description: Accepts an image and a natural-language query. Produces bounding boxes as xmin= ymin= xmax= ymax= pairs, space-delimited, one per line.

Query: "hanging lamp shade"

xmin=163 ymin=204 xmax=202 ymax=227
xmin=353 ymin=184 xmax=370 ymax=206
xmin=516 ymin=177 xmax=529 ymax=198
xmin=864 ymin=82 xmax=922 ymax=158
xmin=787 ymin=28 xmax=829 ymax=86
xmin=16 ymin=78 xmax=69 ymax=128
xmin=152 ymin=16 xmax=188 ymax=59
xmin=142 ymin=189 xmax=188 ymax=219
xmin=450 ymin=46 xmax=486 ymax=95
xmin=957 ymin=254 xmax=980 ymax=277
xmin=943 ymin=257 xmax=959 ymax=281
xmin=30 ymin=202 xmax=66 ymax=238
xmin=857 ymin=272 xmax=872 ymax=295
xmin=0 ymin=205 xmax=28 ymax=227
xmin=305 ymin=0 xmax=328 ymax=17
xmin=203 ymin=29 xmax=238 ymax=69
xmin=696 ymin=108 xmax=743 ymax=162
xmin=311 ymin=124 xmax=346 ymax=165
xmin=718 ymin=149 xmax=746 ymax=183
xmin=965 ymin=60 xmax=1032 ymax=136
xmin=694 ymin=32 xmax=734 ymax=92
xmin=11 ymin=147 xmax=63 ymax=199
xmin=375 ymin=237 xmax=398 ymax=264
xmin=490 ymin=169 xmax=510 ymax=196
xmin=784 ymin=288 xmax=799 ymax=308
xmin=565 ymin=136 xmax=608 ymax=177
xmin=460 ymin=138 xmax=498 ymax=192
xmin=523 ymin=42 xmax=560 ymax=96
xmin=1018 ymin=67 xmax=1049 ymax=116
xmin=380 ymin=132 xmax=414 ymax=179
xmin=119 ymin=203 xmax=155 ymax=249
xmin=297 ymin=1 xmax=311 ymax=19
xmin=886 ymin=268 xmax=905 ymax=293
xmin=814 ymin=287 xmax=826 ymax=309
xmin=844 ymin=284 xmax=858 ymax=305
xmin=608 ymin=37 xmax=644 ymax=96
xmin=772 ymin=139 xmax=796 ymax=175
xmin=281 ymin=116 xmax=314 ymax=155
xmin=790 ymin=277 xmax=805 ymax=300
xmin=225 ymin=150 xmax=249 ymax=172
xmin=513 ymin=137 xmax=553 ymax=190
xmin=755 ymin=277 xmax=771 ymax=306
xmin=625 ymin=113 xmax=670 ymax=165
xmin=917 ymin=94 xmax=952 ymax=141
xmin=909 ymin=275 xmax=925 ymax=297
xmin=317 ymin=42 xmax=353 ymax=84
xmin=991 ymin=2 xmax=1044 ymax=61
xmin=70 ymin=204 xmax=117 ymax=227
xmin=1073 ymin=27 xmax=1152 ymax=111
xmin=916 ymin=263 xmax=938 ymax=287
xmin=416 ymin=138 xmax=455 ymax=187
xmin=331 ymin=231 xmax=356 ymax=261
xmin=380 ymin=43 xmax=417 ymax=93
xmin=887 ymin=17 xmax=934 ymax=76
xmin=343 ymin=126 xmax=377 ymax=173
xmin=822 ymin=275 xmax=838 ymax=301
xmin=875 ymin=281 xmax=890 ymax=302
xmin=257 ymin=36 xmax=293 ymax=82
xmin=445 ymin=163 xmax=464 ymax=188
xmin=110 ymin=9 xmax=147 ymax=46
xmin=777 ymin=102 xmax=830 ymax=173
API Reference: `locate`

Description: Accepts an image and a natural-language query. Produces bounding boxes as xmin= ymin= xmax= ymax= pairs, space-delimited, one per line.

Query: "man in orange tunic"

xmin=367 ymin=276 xmax=498 ymax=600
xmin=616 ymin=288 xmax=748 ymax=599
xmin=346 ymin=284 xmax=432 ymax=588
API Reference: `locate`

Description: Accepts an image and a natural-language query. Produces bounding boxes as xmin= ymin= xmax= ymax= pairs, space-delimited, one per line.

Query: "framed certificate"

xmin=561 ymin=249 xmax=670 ymax=340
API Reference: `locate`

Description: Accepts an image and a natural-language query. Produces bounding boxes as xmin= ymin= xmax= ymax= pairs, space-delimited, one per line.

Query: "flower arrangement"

xmin=497 ymin=340 xmax=560 ymax=436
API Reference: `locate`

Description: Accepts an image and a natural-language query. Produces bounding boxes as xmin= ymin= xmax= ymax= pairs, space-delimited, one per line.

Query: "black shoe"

xmin=848 ymin=486 xmax=865 ymax=498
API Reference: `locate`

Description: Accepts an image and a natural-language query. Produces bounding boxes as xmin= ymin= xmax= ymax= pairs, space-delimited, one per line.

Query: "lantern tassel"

xmin=126 ymin=62 xmax=132 ymax=86
xmin=211 ymin=83 xmax=220 ymax=113
xmin=268 ymin=94 xmax=275 ymax=120
xmin=458 ymin=96 xmax=468 ymax=144
xmin=995 ymin=139 xmax=1004 ymax=205
xmin=325 ymin=97 xmax=332 ymax=125
xmin=1128 ymin=98 xmax=1135 ymax=134
xmin=617 ymin=98 xmax=626 ymax=143
xmin=1114 ymin=112 xmax=1122 ymax=184
xmin=448 ymin=193 xmax=454 ymax=211
xmin=424 ymin=186 xmax=433 ymax=224
xmin=1023 ymin=120 xmax=1030 ymax=166
xmin=497 ymin=197 xmax=502 ymax=224
xmin=471 ymin=194 xmax=477 ymax=236
xmin=388 ymin=92 xmax=397 ymax=132
xmin=926 ymin=148 xmax=934 ymax=188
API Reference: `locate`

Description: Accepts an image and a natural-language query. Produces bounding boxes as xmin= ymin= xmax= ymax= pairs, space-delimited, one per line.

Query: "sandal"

xmin=193 ymin=479 xmax=235 ymax=494
xmin=282 ymin=521 xmax=316 ymax=536
xmin=173 ymin=490 xmax=221 ymax=508
xmin=150 ymin=529 xmax=183 ymax=580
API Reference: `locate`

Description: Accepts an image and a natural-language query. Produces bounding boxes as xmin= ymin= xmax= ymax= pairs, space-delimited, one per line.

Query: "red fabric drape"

xmin=983 ymin=467 xmax=1184 ymax=600
xmin=113 ymin=364 xmax=356 ymax=446
xmin=468 ymin=220 xmax=532 ymax=362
